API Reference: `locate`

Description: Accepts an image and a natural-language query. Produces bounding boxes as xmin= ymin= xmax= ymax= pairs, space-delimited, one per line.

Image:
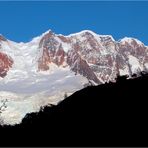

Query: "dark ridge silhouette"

xmin=0 ymin=73 xmax=148 ymax=147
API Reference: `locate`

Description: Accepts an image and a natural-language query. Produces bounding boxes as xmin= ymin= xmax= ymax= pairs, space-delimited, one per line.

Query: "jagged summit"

xmin=0 ymin=29 xmax=148 ymax=125
xmin=119 ymin=37 xmax=145 ymax=46
xmin=65 ymin=30 xmax=97 ymax=36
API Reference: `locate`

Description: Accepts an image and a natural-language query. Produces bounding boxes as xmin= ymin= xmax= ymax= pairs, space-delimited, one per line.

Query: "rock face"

xmin=0 ymin=52 xmax=13 ymax=78
xmin=0 ymin=37 xmax=13 ymax=78
xmin=38 ymin=31 xmax=66 ymax=71
xmin=38 ymin=30 xmax=148 ymax=83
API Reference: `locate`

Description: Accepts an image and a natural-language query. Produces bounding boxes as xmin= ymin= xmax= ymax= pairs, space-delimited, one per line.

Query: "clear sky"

xmin=0 ymin=1 xmax=148 ymax=45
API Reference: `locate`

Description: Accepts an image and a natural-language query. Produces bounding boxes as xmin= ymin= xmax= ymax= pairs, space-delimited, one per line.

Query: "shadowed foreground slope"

xmin=0 ymin=74 xmax=148 ymax=146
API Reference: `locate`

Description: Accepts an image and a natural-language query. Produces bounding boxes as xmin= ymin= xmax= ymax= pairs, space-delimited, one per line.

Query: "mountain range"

xmin=0 ymin=29 xmax=148 ymax=125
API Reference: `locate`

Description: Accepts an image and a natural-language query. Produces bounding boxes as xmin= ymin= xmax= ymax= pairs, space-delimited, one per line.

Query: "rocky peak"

xmin=0 ymin=34 xmax=7 ymax=42
xmin=119 ymin=37 xmax=144 ymax=46
xmin=39 ymin=30 xmax=56 ymax=48
xmin=118 ymin=37 xmax=147 ymax=58
xmin=38 ymin=31 xmax=67 ymax=70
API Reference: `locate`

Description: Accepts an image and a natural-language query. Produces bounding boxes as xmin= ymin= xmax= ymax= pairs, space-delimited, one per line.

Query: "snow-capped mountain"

xmin=0 ymin=30 xmax=148 ymax=125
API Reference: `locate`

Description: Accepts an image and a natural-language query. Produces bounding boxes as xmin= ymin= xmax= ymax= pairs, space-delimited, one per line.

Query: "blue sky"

xmin=0 ymin=1 xmax=148 ymax=45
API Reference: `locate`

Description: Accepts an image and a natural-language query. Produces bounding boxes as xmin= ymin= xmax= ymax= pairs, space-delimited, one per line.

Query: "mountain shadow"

xmin=0 ymin=73 xmax=148 ymax=147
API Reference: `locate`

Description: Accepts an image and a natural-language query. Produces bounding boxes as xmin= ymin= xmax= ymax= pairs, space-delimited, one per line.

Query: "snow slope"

xmin=0 ymin=66 xmax=88 ymax=125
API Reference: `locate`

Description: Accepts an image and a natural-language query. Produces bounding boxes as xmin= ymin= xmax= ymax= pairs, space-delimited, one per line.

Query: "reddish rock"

xmin=58 ymin=35 xmax=71 ymax=43
xmin=38 ymin=30 xmax=67 ymax=71
xmin=38 ymin=44 xmax=66 ymax=70
xmin=67 ymin=50 xmax=101 ymax=84
xmin=53 ymin=45 xmax=65 ymax=66
xmin=0 ymin=52 xmax=13 ymax=78
xmin=39 ymin=31 xmax=55 ymax=48
xmin=38 ymin=48 xmax=51 ymax=71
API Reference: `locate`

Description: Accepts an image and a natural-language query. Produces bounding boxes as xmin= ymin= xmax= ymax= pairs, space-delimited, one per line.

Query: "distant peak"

xmin=66 ymin=30 xmax=97 ymax=37
xmin=42 ymin=29 xmax=54 ymax=36
xmin=0 ymin=34 xmax=7 ymax=41
xmin=63 ymin=30 xmax=115 ymax=42
xmin=119 ymin=37 xmax=144 ymax=45
xmin=29 ymin=29 xmax=54 ymax=44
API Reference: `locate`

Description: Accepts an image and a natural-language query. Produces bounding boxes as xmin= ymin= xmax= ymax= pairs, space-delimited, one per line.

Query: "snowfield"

xmin=0 ymin=67 xmax=89 ymax=125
